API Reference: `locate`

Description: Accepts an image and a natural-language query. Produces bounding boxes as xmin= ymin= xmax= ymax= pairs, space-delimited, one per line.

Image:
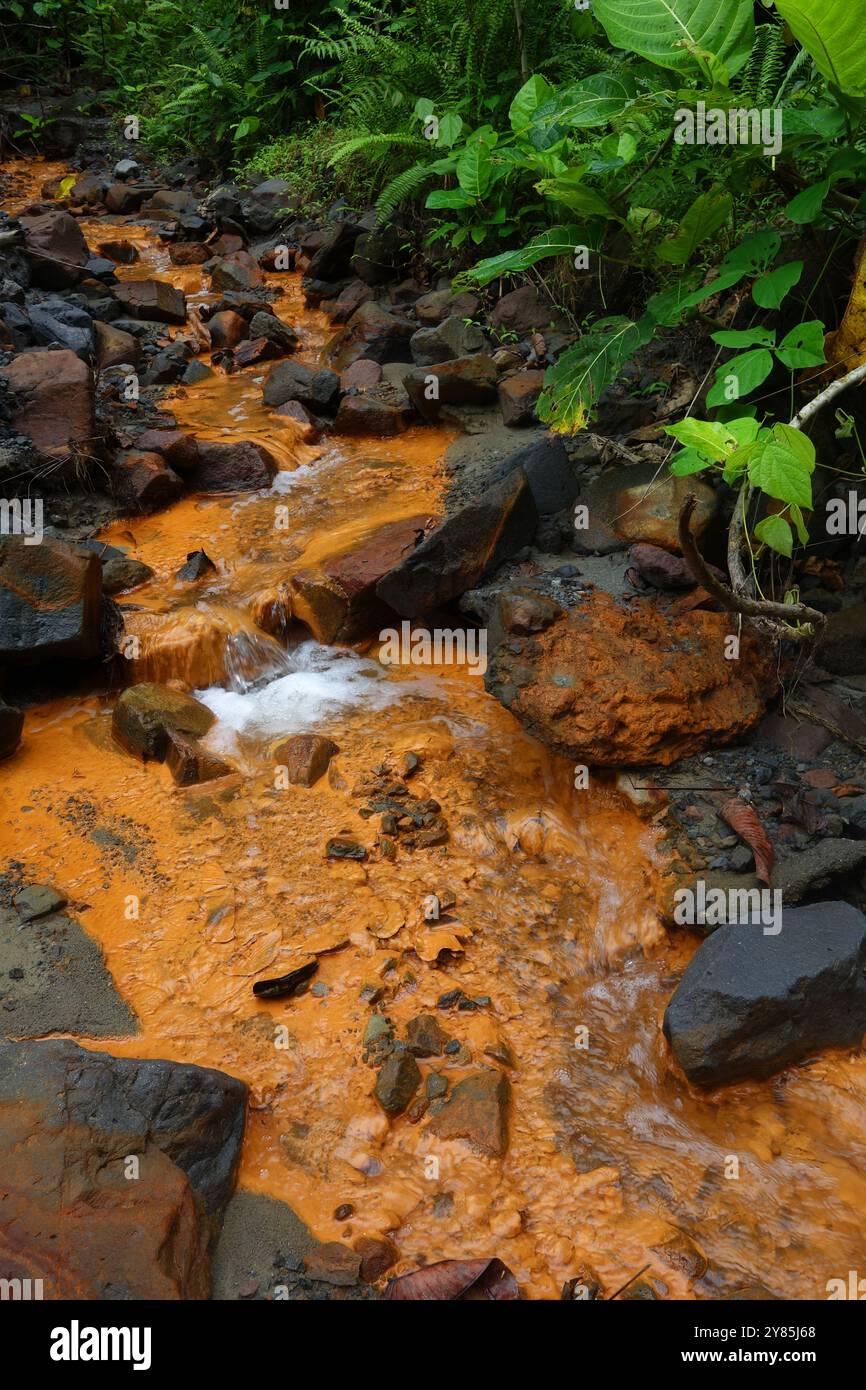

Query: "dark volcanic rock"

xmin=403 ymin=354 xmax=499 ymax=421
xmin=263 ymin=360 xmax=340 ymax=413
xmin=114 ymin=278 xmax=187 ymax=324
xmin=2 ymin=347 xmax=95 ymax=464
xmin=20 ymin=210 xmax=88 ymax=288
xmin=376 ymin=470 xmax=537 ymax=616
xmin=663 ymin=902 xmax=866 ymax=1087
xmin=374 ymin=1052 xmax=421 ymax=1115
xmin=113 ymin=682 xmax=215 ymax=761
xmin=0 ymin=536 xmax=101 ymax=664
xmin=0 ymin=1038 xmax=245 ymax=1298
xmin=187 ymin=440 xmax=278 ymax=493
xmin=0 ymin=697 xmax=24 ymax=759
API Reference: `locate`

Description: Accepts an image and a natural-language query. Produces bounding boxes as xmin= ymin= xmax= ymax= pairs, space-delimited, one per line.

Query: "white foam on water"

xmin=197 ymin=639 xmax=421 ymax=740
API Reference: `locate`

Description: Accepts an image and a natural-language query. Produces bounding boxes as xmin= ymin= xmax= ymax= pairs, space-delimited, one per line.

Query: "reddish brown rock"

xmin=333 ymin=393 xmax=413 ymax=437
xmin=0 ymin=1038 xmax=245 ymax=1299
xmin=273 ymin=733 xmax=338 ymax=787
xmin=302 ymin=1243 xmax=361 ymax=1287
xmin=114 ymin=278 xmax=187 ymax=324
xmin=208 ymin=252 xmax=263 ymax=293
xmin=498 ymin=369 xmax=545 ymax=426
xmin=113 ymin=450 xmax=185 ymax=513
xmin=19 ymin=210 xmax=88 ymax=288
xmin=291 ymin=513 xmax=433 ymax=643
xmin=211 ymin=233 xmax=246 ymax=257
xmin=94 ymin=319 xmax=139 ymax=370
xmin=0 ymin=536 xmax=102 ymax=664
xmin=186 ymin=440 xmax=278 ymax=493
xmin=134 ymin=429 xmax=200 ymax=475
xmin=2 ymin=348 xmax=94 ymax=463
xmin=403 ymin=354 xmax=498 ymax=422
xmin=354 ymin=1235 xmax=397 ymax=1283
xmin=233 ymin=336 xmax=282 ymax=368
xmin=325 ymin=300 xmax=414 ymax=371
xmin=324 ymin=280 xmax=375 ymax=324
xmin=274 ymin=399 xmax=320 ymax=441
xmin=165 ymin=730 xmax=232 ymax=786
xmin=340 ymin=359 xmax=382 ymax=392
xmin=104 ymin=183 xmax=146 ymax=214
xmin=490 ymin=285 xmax=565 ymax=336
xmin=485 ymin=589 xmax=776 ymax=766
xmin=415 ymin=288 xmax=480 ymax=326
xmin=169 ymin=241 xmax=211 ymax=266
xmin=428 ymin=1069 xmax=510 ymax=1157
xmin=629 ymin=543 xmax=697 ymax=590
xmin=208 ymin=310 xmax=247 ymax=351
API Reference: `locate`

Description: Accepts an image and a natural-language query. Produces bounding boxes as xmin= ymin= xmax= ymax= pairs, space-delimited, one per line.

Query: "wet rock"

xmin=13 ymin=884 xmax=67 ymax=921
xmin=326 ymin=837 xmax=367 ymax=861
xmin=176 ymin=549 xmax=216 ymax=582
xmin=498 ymin=369 xmax=545 ymax=426
xmin=354 ymin=1235 xmax=397 ymax=1283
xmin=101 ymin=554 xmax=154 ymax=594
xmin=325 ymin=300 xmax=415 ymax=371
xmin=426 ymin=1073 xmax=448 ymax=1099
xmin=187 ymin=440 xmax=278 ymax=493
xmin=71 ymin=172 xmax=107 ymax=206
xmin=114 ymin=278 xmax=187 ymax=324
xmin=113 ymin=449 xmax=186 ymax=513
xmin=94 ymin=319 xmax=139 ymax=369
xmin=241 ymin=179 xmax=296 ymax=235
xmin=428 ymin=1069 xmax=510 ymax=1156
xmin=303 ymin=1243 xmax=362 ymax=1287
xmin=0 ymin=697 xmax=24 ymax=759
xmin=19 ymin=210 xmax=88 ymax=288
xmin=292 ymin=513 xmax=433 ymax=642
xmin=350 ymin=226 xmax=409 ymax=286
xmin=415 ymin=288 xmax=480 ymax=326
xmin=374 ymin=1052 xmax=422 ymax=1115
xmin=29 ymin=297 xmax=93 ymax=358
xmin=104 ymin=183 xmax=146 ymax=214
xmin=324 ymin=280 xmax=375 ymax=324
xmin=341 ymin=359 xmax=382 ymax=392
xmin=333 ymin=393 xmax=414 ymax=436
xmin=182 ymin=359 xmax=213 ymax=385
xmin=141 ymin=339 xmax=194 ymax=385
xmin=406 ymin=1013 xmax=449 ymax=1057
xmin=629 ymin=542 xmax=697 ymax=590
xmin=0 ymin=903 xmax=137 ymax=1039
xmin=134 ymin=428 xmax=200 ymax=475
xmin=273 ymin=733 xmax=339 ymax=787
xmin=490 ymin=285 xmax=565 ymax=336
xmin=141 ymin=188 xmax=198 ymax=218
xmin=165 ymin=730 xmax=232 ymax=786
xmin=572 ymin=463 xmax=717 ymax=555
xmin=0 ymin=536 xmax=101 ymax=664
xmin=274 ymin=399 xmax=320 ymax=440
xmin=664 ymin=901 xmax=866 ymax=1086
xmin=113 ymin=682 xmax=215 ymax=761
xmin=409 ymin=314 xmax=486 ymax=366
xmin=304 ymin=220 xmax=361 ymax=281
xmin=493 ymin=433 xmax=577 ymax=514
xmin=263 ymin=360 xmax=340 ymax=413
xmin=403 ymin=354 xmax=499 ymax=422
xmin=97 ymin=238 xmax=140 ymax=264
xmin=0 ymin=1038 xmax=245 ymax=1298
xmin=207 ymin=309 xmax=247 ymax=350
xmin=208 ymin=252 xmax=263 ymax=294
xmin=2 ymin=347 xmax=94 ymax=464
xmin=168 ymin=241 xmax=210 ymax=266
xmin=247 ymin=310 xmax=299 ymax=352
xmin=376 ymin=470 xmax=536 ymax=616
xmin=486 ymin=590 xmax=774 ymax=766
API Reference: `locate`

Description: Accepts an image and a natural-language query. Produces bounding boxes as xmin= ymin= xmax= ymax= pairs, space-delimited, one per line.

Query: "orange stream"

xmin=4 ymin=162 xmax=866 ymax=1299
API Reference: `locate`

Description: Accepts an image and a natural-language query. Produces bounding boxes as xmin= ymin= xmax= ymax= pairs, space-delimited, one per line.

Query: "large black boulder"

xmin=663 ymin=901 xmax=866 ymax=1087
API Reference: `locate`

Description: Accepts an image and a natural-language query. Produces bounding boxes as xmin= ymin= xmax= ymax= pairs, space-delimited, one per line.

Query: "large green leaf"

xmin=508 ymin=75 xmax=555 ymax=133
xmin=656 ymin=190 xmax=733 ymax=265
xmin=536 ymin=173 xmax=619 ymax=219
xmin=453 ymin=225 xmax=586 ymax=289
xmin=775 ymin=1 xmax=866 ymax=96
xmin=538 ymin=316 xmax=654 ymax=433
xmin=532 ymin=73 xmax=637 ymax=130
xmin=593 ymin=0 xmax=754 ymax=76
xmin=456 ymin=140 xmax=493 ymax=199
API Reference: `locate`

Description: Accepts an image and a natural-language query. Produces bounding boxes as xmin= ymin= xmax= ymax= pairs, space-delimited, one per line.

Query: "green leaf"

xmin=721 ymin=230 xmax=782 ymax=275
xmin=775 ymin=0 xmax=866 ymax=97
xmin=772 ymin=423 xmax=816 ymax=473
xmin=754 ymin=514 xmax=793 ymax=557
xmin=593 ymin=0 xmax=754 ymax=76
xmin=452 ymin=224 xmax=586 ymax=288
xmin=669 ymin=448 xmax=714 ymax=476
xmin=536 ymin=173 xmax=618 ymax=219
xmin=533 ymin=73 xmax=637 ymax=129
xmin=749 ymin=442 xmax=813 ymax=508
xmin=790 ymin=504 xmax=810 ymax=545
xmin=425 ymin=188 xmax=476 ymax=210
xmin=437 ymin=113 xmax=463 ymax=148
xmin=537 ymin=316 xmax=653 ymax=433
xmin=656 ymin=190 xmax=733 ymax=266
xmin=663 ymin=418 xmax=736 ymax=460
xmin=753 ymin=261 xmax=803 ymax=310
xmin=785 ymin=179 xmax=830 ymax=225
xmin=509 ymin=75 xmax=554 ymax=132
xmin=711 ymin=327 xmax=776 ymax=348
xmin=706 ymin=348 xmax=774 ymax=406
xmin=456 ymin=140 xmax=493 ymax=198
xmin=775 ymin=321 xmax=827 ymax=370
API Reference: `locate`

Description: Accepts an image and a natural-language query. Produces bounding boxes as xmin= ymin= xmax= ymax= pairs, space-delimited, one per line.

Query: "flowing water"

xmin=4 ymin=163 xmax=866 ymax=1299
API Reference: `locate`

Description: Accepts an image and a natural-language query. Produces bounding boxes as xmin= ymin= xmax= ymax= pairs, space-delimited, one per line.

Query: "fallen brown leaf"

xmin=721 ymin=798 xmax=775 ymax=885
xmin=385 ymin=1257 xmax=519 ymax=1300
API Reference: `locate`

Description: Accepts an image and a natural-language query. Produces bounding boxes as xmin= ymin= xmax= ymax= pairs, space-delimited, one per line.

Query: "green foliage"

xmin=592 ymin=0 xmax=755 ymax=77
xmin=774 ymin=0 xmax=866 ymax=96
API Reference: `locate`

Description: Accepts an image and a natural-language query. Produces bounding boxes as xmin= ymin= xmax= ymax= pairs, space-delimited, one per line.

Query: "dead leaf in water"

xmin=720 ymin=798 xmax=775 ymax=885
xmin=386 ymin=1257 xmax=519 ymax=1300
